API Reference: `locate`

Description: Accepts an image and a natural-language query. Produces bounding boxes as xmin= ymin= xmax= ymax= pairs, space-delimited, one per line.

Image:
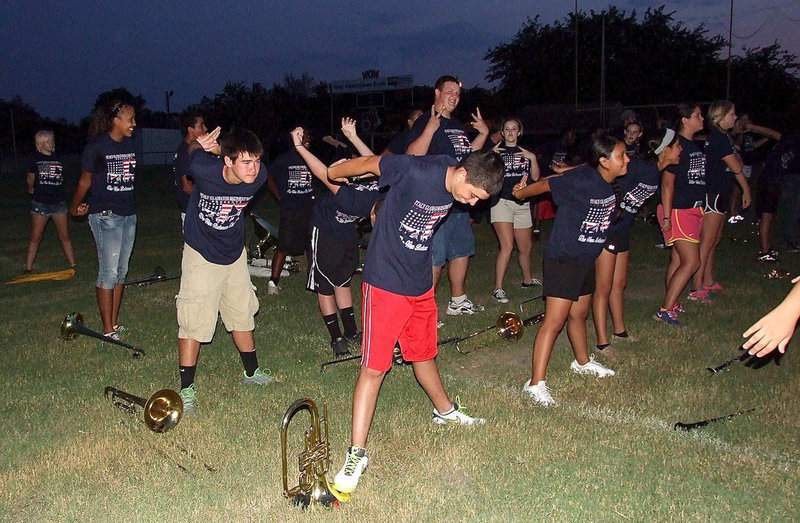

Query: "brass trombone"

xmin=438 ymin=311 xmax=545 ymax=354
xmin=280 ymin=398 xmax=350 ymax=509
xmin=104 ymin=386 xmax=183 ymax=432
xmin=60 ymin=312 xmax=145 ymax=358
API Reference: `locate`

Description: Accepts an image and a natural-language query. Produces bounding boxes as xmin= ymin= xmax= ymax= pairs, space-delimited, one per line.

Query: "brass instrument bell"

xmin=104 ymin=387 xmax=183 ymax=433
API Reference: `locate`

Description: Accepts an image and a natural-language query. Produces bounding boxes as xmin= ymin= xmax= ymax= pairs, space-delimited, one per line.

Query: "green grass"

xmin=1 ymin=166 xmax=799 ymax=521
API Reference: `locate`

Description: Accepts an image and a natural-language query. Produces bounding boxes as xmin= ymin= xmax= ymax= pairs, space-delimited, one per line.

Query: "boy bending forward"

xmin=328 ymin=150 xmax=504 ymax=493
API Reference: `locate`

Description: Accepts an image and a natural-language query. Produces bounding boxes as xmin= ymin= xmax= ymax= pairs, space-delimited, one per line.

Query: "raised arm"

xmin=469 ymin=107 xmax=490 ymax=151
xmin=291 ymin=127 xmax=341 ymax=194
xmin=746 ymin=122 xmax=781 ymax=142
xmin=406 ymin=105 xmax=441 ymax=155
xmin=328 ymin=156 xmax=382 ymax=181
xmin=341 ymin=117 xmax=374 ymax=156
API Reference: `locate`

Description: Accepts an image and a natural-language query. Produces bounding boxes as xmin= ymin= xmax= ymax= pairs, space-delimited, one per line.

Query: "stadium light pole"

xmin=726 ymin=0 xmax=733 ymax=99
xmin=574 ymin=0 xmax=579 ymax=110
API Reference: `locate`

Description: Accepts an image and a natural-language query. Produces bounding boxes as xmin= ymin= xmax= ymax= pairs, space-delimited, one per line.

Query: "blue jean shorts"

xmin=88 ymin=211 xmax=137 ymax=289
xmin=431 ymin=211 xmax=475 ymax=267
xmin=31 ymin=200 xmax=67 ymax=216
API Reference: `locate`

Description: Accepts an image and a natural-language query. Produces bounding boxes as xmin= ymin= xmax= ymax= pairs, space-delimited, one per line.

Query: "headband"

xmin=655 ymin=128 xmax=676 ymax=155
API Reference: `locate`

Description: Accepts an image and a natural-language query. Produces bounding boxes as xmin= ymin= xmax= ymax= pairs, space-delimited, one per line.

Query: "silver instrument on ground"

xmin=60 ymin=312 xmax=145 ymax=358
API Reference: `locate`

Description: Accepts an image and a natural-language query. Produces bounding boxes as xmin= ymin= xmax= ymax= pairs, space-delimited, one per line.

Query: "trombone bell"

xmin=105 ymin=387 xmax=183 ymax=433
xmin=496 ymin=312 xmax=523 ymax=341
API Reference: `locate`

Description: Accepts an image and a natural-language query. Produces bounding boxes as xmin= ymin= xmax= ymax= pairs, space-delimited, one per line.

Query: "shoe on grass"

xmin=180 ymin=385 xmax=197 ymax=416
xmin=612 ymin=330 xmax=639 ymax=342
xmin=432 ymin=399 xmax=485 ymax=425
xmin=492 ymin=289 xmax=509 ymax=303
xmin=333 ymin=445 xmax=368 ymax=494
xmin=687 ymin=288 xmax=713 ymax=303
xmin=757 ymin=251 xmax=777 ymax=262
xmin=703 ymin=281 xmax=724 ymax=292
xmin=523 ymin=379 xmax=556 ymax=406
xmin=521 ymin=278 xmax=542 ymax=287
xmin=267 ymin=280 xmax=280 ymax=295
xmin=570 ymin=355 xmax=615 ymax=377
xmin=671 ymin=303 xmax=687 ymax=314
xmin=653 ymin=308 xmax=681 ymax=326
xmin=242 ymin=367 xmax=277 ymax=385
xmin=331 ymin=337 xmax=351 ymax=358
xmin=103 ymin=331 xmax=121 ymax=341
xmin=343 ymin=330 xmax=362 ymax=345
xmin=446 ymin=297 xmax=484 ymax=315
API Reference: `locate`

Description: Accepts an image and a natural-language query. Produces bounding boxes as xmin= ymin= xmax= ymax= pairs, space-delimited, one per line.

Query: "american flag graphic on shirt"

xmin=578 ymin=195 xmax=615 ymax=244
xmin=37 ymin=160 xmax=63 ymax=186
xmin=105 ymin=153 xmax=136 ymax=192
xmin=197 ymin=193 xmax=251 ymax=230
xmin=398 ymin=200 xmax=451 ymax=251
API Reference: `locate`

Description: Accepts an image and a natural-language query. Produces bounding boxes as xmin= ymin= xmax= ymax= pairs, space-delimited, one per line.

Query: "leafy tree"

xmin=483 ymin=5 xmax=800 ymax=127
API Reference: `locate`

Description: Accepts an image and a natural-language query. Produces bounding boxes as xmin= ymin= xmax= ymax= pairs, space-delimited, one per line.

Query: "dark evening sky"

xmin=2 ymin=0 xmax=798 ymax=123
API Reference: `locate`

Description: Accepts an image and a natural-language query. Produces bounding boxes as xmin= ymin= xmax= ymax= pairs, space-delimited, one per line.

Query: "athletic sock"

xmin=451 ymin=294 xmax=466 ymax=304
xmin=323 ymin=313 xmax=342 ymax=341
xmin=340 ymin=307 xmax=357 ymax=337
xmin=179 ymin=365 xmax=197 ymax=390
xmin=438 ymin=402 xmax=457 ymax=415
xmin=239 ymin=350 xmax=259 ymax=377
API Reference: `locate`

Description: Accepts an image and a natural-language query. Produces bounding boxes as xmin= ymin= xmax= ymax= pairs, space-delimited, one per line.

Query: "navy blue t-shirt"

xmin=761 ymin=133 xmax=800 ymax=186
xmin=312 ymin=180 xmax=382 ymax=238
xmin=663 ymin=136 xmax=706 ymax=209
xmin=184 ymin=151 xmax=267 ymax=265
xmin=385 ymin=128 xmax=414 ymax=155
xmin=407 ymin=114 xmax=472 ymax=214
xmin=704 ymin=129 xmax=738 ymax=197
xmin=363 ymin=155 xmax=455 ymax=296
xmin=80 ymin=134 xmax=137 ymax=216
xmin=496 ymin=145 xmax=530 ymax=203
xmin=606 ymin=159 xmax=659 ymax=239
xmin=173 ymin=141 xmax=192 ymax=213
xmin=267 ymin=149 xmax=315 ymax=208
xmin=28 ymin=152 xmax=65 ymax=204
xmin=544 ymin=165 xmax=616 ymax=261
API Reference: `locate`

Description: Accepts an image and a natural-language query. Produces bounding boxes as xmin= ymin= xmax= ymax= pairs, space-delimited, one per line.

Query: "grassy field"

xmin=0 ymin=164 xmax=798 ymax=521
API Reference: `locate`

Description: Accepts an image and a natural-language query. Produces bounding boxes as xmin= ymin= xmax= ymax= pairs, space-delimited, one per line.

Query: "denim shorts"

xmin=31 ymin=200 xmax=67 ymax=216
xmin=431 ymin=211 xmax=475 ymax=267
xmin=88 ymin=211 xmax=137 ymax=289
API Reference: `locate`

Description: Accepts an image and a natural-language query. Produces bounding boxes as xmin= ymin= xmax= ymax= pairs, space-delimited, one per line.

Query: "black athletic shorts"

xmin=542 ymin=257 xmax=595 ymax=301
xmin=278 ymin=205 xmax=313 ymax=255
xmin=306 ymin=226 xmax=358 ymax=295
xmin=603 ymin=227 xmax=630 ymax=254
xmin=756 ymin=182 xmax=780 ymax=215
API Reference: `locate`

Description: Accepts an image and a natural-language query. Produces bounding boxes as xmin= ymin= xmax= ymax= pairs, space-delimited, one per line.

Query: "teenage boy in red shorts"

xmin=326 ymin=149 xmax=504 ymax=494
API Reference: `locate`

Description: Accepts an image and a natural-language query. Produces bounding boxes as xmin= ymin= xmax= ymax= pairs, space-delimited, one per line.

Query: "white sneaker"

xmin=492 ymin=289 xmax=509 ymax=303
xmin=432 ymin=399 xmax=486 ymax=425
xmin=267 ymin=280 xmax=280 ymax=295
xmin=446 ymin=297 xmax=485 ymax=315
xmin=332 ymin=445 xmax=368 ymax=494
xmin=523 ymin=379 xmax=556 ymax=406
xmin=570 ymin=355 xmax=616 ymax=377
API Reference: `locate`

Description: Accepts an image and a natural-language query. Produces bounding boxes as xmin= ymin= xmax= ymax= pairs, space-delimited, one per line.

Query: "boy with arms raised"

xmin=176 ymin=127 xmax=276 ymax=415
xmin=327 ymin=149 xmax=504 ymax=493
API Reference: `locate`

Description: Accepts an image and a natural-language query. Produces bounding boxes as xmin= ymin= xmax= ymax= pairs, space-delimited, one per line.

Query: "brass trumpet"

xmin=60 ymin=312 xmax=145 ymax=358
xmin=104 ymin=386 xmax=183 ymax=432
xmin=280 ymin=398 xmax=350 ymax=509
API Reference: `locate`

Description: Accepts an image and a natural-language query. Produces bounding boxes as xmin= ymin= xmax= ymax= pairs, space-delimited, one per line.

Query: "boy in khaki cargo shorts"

xmin=176 ymin=127 xmax=277 ymax=416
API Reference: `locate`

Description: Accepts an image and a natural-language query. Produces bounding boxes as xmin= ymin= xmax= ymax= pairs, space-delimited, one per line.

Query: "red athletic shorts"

xmin=361 ymin=282 xmax=438 ymax=372
xmin=657 ymin=204 xmax=703 ymax=245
